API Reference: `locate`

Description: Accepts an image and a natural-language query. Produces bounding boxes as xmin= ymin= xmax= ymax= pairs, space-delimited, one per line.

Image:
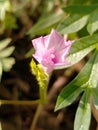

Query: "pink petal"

xmin=32 ymin=29 xmax=73 ymax=73
xmin=32 ymin=36 xmax=45 ymax=55
xmin=54 ymin=42 xmax=72 ymax=63
xmin=46 ymin=29 xmax=64 ymax=49
xmin=41 ymin=59 xmax=54 ymax=73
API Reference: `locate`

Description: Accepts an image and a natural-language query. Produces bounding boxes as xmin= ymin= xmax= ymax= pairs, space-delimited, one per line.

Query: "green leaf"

xmin=93 ymin=93 xmax=98 ymax=110
xmin=92 ymin=86 xmax=98 ymax=110
xmin=0 ymin=0 xmax=11 ymax=21
xmin=55 ymin=33 xmax=98 ymax=69
xmin=67 ymin=46 xmax=94 ymax=67
xmin=74 ymin=91 xmax=91 ymax=130
xmin=0 ymin=38 xmax=15 ymax=80
xmin=55 ymin=83 xmax=83 ymax=111
xmin=66 ymin=0 xmax=97 ymax=5
xmin=87 ymin=9 xmax=98 ymax=35
xmin=88 ymin=56 xmax=98 ymax=89
xmin=58 ymin=5 xmax=98 ymax=34
xmin=0 ymin=38 xmax=11 ymax=51
xmin=57 ymin=14 xmax=89 ymax=34
xmin=1 ymin=58 xmax=15 ymax=72
xmin=25 ymin=48 xmax=35 ymax=58
xmin=27 ymin=11 xmax=64 ymax=37
xmin=0 ymin=46 xmax=15 ymax=58
xmin=39 ymin=0 xmax=55 ymax=16
xmin=62 ymin=5 xmax=98 ymax=14
xmin=4 ymin=13 xmax=18 ymax=29
xmin=55 ymin=51 xmax=98 ymax=111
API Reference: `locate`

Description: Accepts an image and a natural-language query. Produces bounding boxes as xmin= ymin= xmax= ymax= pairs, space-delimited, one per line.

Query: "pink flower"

xmin=32 ymin=29 xmax=72 ymax=73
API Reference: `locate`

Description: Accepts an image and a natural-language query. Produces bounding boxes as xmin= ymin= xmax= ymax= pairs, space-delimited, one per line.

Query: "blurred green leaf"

xmin=0 ymin=0 xmax=11 ymax=21
xmin=57 ymin=14 xmax=89 ymax=34
xmin=74 ymin=90 xmax=91 ymax=130
xmin=0 ymin=0 xmax=18 ymax=34
xmin=39 ymin=0 xmax=55 ymax=16
xmin=0 ymin=38 xmax=11 ymax=51
xmin=55 ymin=51 xmax=98 ymax=111
xmin=13 ymin=0 xmax=33 ymax=12
xmin=62 ymin=5 xmax=98 ymax=14
xmin=1 ymin=58 xmax=15 ymax=72
xmin=27 ymin=11 xmax=64 ymax=37
xmin=0 ymin=46 xmax=15 ymax=58
xmin=55 ymin=33 xmax=98 ymax=69
xmin=25 ymin=48 xmax=35 ymax=58
xmin=0 ymin=38 xmax=15 ymax=81
xmin=66 ymin=0 xmax=98 ymax=5
xmin=4 ymin=13 xmax=18 ymax=29
xmin=87 ymin=9 xmax=98 ymax=35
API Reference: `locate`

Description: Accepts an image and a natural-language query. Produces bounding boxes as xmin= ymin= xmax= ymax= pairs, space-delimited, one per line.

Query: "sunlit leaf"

xmin=58 ymin=5 xmax=98 ymax=34
xmin=74 ymin=91 xmax=91 ymax=130
xmin=87 ymin=9 xmax=98 ymax=35
xmin=0 ymin=38 xmax=11 ymax=51
xmin=27 ymin=11 xmax=64 ymax=37
xmin=0 ymin=0 xmax=11 ymax=21
xmin=92 ymin=86 xmax=98 ymax=110
xmin=0 ymin=38 xmax=15 ymax=80
xmin=0 ymin=46 xmax=15 ymax=58
xmin=57 ymin=14 xmax=89 ymax=34
xmin=55 ymin=83 xmax=83 ymax=111
xmin=1 ymin=58 xmax=15 ymax=72
xmin=55 ymin=51 xmax=98 ymax=111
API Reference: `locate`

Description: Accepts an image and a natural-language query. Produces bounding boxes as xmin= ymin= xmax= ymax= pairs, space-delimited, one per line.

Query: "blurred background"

xmin=0 ymin=0 xmax=98 ymax=130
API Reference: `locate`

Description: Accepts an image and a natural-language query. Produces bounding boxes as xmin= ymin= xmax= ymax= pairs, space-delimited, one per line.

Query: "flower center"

xmin=42 ymin=49 xmax=58 ymax=65
xmin=50 ymin=53 xmax=55 ymax=59
xmin=50 ymin=53 xmax=58 ymax=63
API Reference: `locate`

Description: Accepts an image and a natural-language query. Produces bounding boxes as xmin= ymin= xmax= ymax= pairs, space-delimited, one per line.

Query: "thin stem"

xmin=0 ymin=100 xmax=39 ymax=106
xmin=29 ymin=76 xmax=49 ymax=130
xmin=39 ymin=75 xmax=50 ymax=104
xmin=39 ymin=86 xmax=47 ymax=104
xmin=30 ymin=104 xmax=42 ymax=130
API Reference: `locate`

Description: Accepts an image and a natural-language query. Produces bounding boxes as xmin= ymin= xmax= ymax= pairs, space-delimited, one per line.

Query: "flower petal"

xmin=41 ymin=59 xmax=54 ymax=73
xmin=32 ymin=36 xmax=45 ymax=54
xmin=32 ymin=29 xmax=73 ymax=73
xmin=46 ymin=29 xmax=64 ymax=49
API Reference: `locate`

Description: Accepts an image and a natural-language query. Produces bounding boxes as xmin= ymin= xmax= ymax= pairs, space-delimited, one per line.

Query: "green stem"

xmin=29 ymin=75 xmax=49 ymax=130
xmin=0 ymin=100 xmax=39 ymax=105
xmin=39 ymin=75 xmax=50 ymax=104
xmin=39 ymin=86 xmax=47 ymax=104
xmin=30 ymin=104 xmax=42 ymax=130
